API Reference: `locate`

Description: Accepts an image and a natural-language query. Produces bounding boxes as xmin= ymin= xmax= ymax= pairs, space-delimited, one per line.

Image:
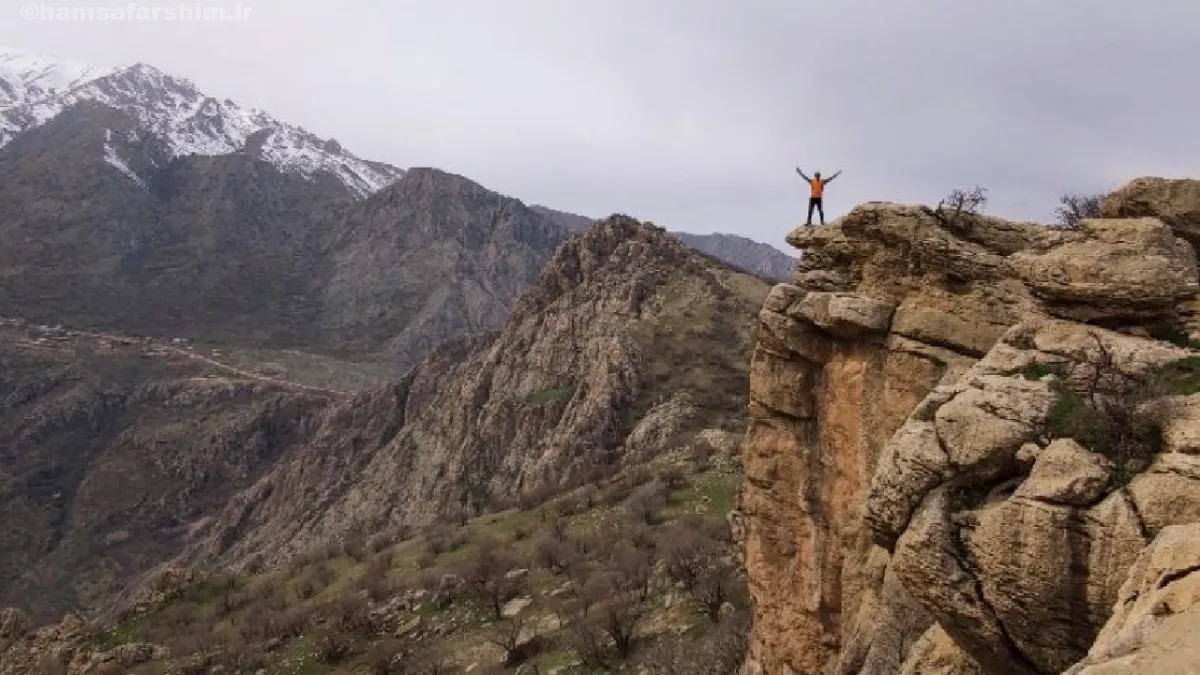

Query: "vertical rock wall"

xmin=738 ymin=183 xmax=1200 ymax=675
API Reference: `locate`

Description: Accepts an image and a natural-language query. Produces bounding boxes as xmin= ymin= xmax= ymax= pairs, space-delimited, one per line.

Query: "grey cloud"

xmin=3 ymin=0 xmax=1199 ymax=247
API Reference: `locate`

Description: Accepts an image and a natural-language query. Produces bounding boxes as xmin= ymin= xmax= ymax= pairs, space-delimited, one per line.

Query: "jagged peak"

xmin=516 ymin=214 xmax=751 ymax=315
xmin=389 ymin=166 xmax=493 ymax=194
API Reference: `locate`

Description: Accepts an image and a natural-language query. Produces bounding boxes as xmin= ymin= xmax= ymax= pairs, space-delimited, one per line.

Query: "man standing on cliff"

xmin=796 ymin=167 xmax=842 ymax=226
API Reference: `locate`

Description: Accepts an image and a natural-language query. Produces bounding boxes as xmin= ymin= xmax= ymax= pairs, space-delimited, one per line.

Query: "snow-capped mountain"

xmin=0 ymin=46 xmax=404 ymax=196
xmin=0 ymin=48 xmax=115 ymax=107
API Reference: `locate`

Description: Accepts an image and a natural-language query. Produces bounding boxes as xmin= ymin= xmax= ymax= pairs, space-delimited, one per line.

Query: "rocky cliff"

xmin=738 ymin=178 xmax=1200 ymax=675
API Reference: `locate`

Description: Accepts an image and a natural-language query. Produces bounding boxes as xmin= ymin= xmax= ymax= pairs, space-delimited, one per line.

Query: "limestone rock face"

xmin=1100 ymin=177 xmax=1200 ymax=248
xmin=1063 ymin=523 xmax=1200 ymax=675
xmin=874 ymin=320 xmax=1200 ymax=675
xmin=1010 ymin=217 xmax=1199 ymax=319
xmin=739 ymin=185 xmax=1200 ymax=675
xmin=1011 ymin=439 xmax=1111 ymax=507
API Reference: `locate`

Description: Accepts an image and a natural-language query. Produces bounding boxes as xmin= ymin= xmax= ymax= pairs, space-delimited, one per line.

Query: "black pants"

xmin=807 ymin=197 xmax=824 ymax=225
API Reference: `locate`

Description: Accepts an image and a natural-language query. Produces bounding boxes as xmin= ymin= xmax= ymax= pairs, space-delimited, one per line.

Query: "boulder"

xmin=1100 ymin=177 xmax=1200 ymax=248
xmin=1010 ymin=217 xmax=1199 ymax=320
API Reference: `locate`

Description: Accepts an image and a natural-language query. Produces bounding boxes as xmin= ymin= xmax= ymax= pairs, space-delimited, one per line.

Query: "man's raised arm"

xmin=825 ymin=169 xmax=844 ymax=182
xmin=795 ymin=167 xmax=811 ymax=182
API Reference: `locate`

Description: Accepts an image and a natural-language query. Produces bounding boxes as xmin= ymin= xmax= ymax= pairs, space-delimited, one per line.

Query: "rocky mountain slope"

xmin=672 ymin=232 xmax=795 ymax=281
xmin=737 ymin=177 xmax=1200 ymax=675
xmin=0 ymin=46 xmax=403 ymax=196
xmin=0 ymin=215 xmax=769 ymax=627
xmin=531 ymin=205 xmax=795 ymax=280
xmin=0 ymin=321 xmax=336 ymax=623
xmin=0 ymin=101 xmax=570 ymax=371
xmin=180 ymin=215 xmax=771 ymax=571
xmin=0 ymin=447 xmax=750 ymax=675
xmin=1 ymin=47 xmax=785 ymax=368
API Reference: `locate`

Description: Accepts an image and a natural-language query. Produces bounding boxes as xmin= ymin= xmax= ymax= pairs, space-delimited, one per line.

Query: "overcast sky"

xmin=4 ymin=0 xmax=1199 ymax=248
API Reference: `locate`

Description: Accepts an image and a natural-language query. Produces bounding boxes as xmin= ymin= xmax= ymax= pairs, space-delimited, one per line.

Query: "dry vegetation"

xmin=80 ymin=442 xmax=747 ymax=675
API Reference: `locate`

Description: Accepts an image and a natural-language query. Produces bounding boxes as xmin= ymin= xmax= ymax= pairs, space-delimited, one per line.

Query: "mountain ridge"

xmin=0 ymin=213 xmax=769 ymax=626
xmin=0 ymin=46 xmax=404 ymax=197
xmin=0 ymin=101 xmax=571 ymax=372
xmin=530 ymin=204 xmax=795 ymax=280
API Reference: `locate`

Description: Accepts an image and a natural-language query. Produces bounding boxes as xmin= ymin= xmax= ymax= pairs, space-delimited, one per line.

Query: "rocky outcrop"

xmin=1100 ymin=177 xmax=1200 ymax=248
xmin=530 ymin=204 xmax=798 ymax=280
xmin=871 ymin=320 xmax=1200 ymax=675
xmin=739 ymin=178 xmax=1200 ymax=675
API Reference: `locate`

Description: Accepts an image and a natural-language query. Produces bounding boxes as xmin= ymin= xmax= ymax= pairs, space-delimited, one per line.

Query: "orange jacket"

xmin=810 ymin=178 xmax=825 ymax=198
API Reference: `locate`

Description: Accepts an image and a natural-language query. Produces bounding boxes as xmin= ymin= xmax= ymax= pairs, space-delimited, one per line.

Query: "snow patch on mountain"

xmin=0 ymin=47 xmax=404 ymax=197
xmin=0 ymin=47 xmax=115 ymax=106
xmin=103 ymin=128 xmax=147 ymax=189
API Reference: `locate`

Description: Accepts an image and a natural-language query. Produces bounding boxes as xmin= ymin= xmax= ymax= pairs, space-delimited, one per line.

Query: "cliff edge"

xmin=739 ymin=177 xmax=1200 ymax=675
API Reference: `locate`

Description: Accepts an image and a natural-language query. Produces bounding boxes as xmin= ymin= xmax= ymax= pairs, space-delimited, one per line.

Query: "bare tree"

xmin=643 ymin=610 xmax=751 ymax=675
xmin=534 ymin=534 xmax=578 ymax=575
xmin=564 ymin=614 xmax=611 ymax=670
xmin=1053 ymin=192 xmax=1106 ymax=230
xmin=936 ymin=186 xmax=988 ymax=218
xmin=487 ymin=607 xmax=538 ymax=666
xmin=597 ymin=589 xmax=646 ymax=659
xmin=691 ymin=558 xmax=739 ymax=622
xmin=460 ymin=536 xmax=526 ymax=619
xmin=661 ymin=521 xmax=716 ymax=591
xmin=609 ymin=542 xmax=655 ymax=602
xmin=626 ymin=479 xmax=669 ymax=525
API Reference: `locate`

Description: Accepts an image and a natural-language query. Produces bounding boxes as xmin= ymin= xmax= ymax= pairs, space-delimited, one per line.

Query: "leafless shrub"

xmin=534 ymin=535 xmax=579 ymax=575
xmin=1053 ymin=192 xmax=1106 ymax=230
xmin=692 ymin=558 xmax=739 ymax=622
xmin=319 ymin=593 xmax=372 ymax=632
xmin=596 ymin=586 xmax=646 ymax=659
xmin=937 ymin=185 xmax=988 ymax=216
xmin=564 ymin=614 xmax=611 ymax=670
xmin=487 ymin=607 xmax=542 ymax=666
xmin=342 ymin=537 xmax=369 ymax=562
xmin=643 ymin=610 xmax=751 ymax=675
xmin=661 ymin=522 xmax=714 ymax=590
xmin=609 ymin=542 xmax=655 ymax=602
xmin=358 ymin=563 xmax=396 ymax=602
xmin=658 ymin=465 xmax=688 ymax=491
xmin=625 ymin=480 xmax=669 ymax=525
xmin=313 ymin=628 xmax=354 ymax=664
xmin=460 ymin=536 xmax=526 ymax=619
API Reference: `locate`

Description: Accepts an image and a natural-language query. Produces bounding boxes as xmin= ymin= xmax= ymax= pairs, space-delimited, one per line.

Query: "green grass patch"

xmin=1152 ymin=356 xmax=1200 ymax=395
xmin=91 ymin=621 xmax=144 ymax=650
xmin=534 ymin=646 xmax=579 ymax=671
xmin=1045 ymin=386 xmax=1105 ymax=449
xmin=523 ymin=385 xmax=577 ymax=405
xmin=665 ymin=468 xmax=739 ymax=517
xmin=1022 ymin=362 xmax=1064 ymax=381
